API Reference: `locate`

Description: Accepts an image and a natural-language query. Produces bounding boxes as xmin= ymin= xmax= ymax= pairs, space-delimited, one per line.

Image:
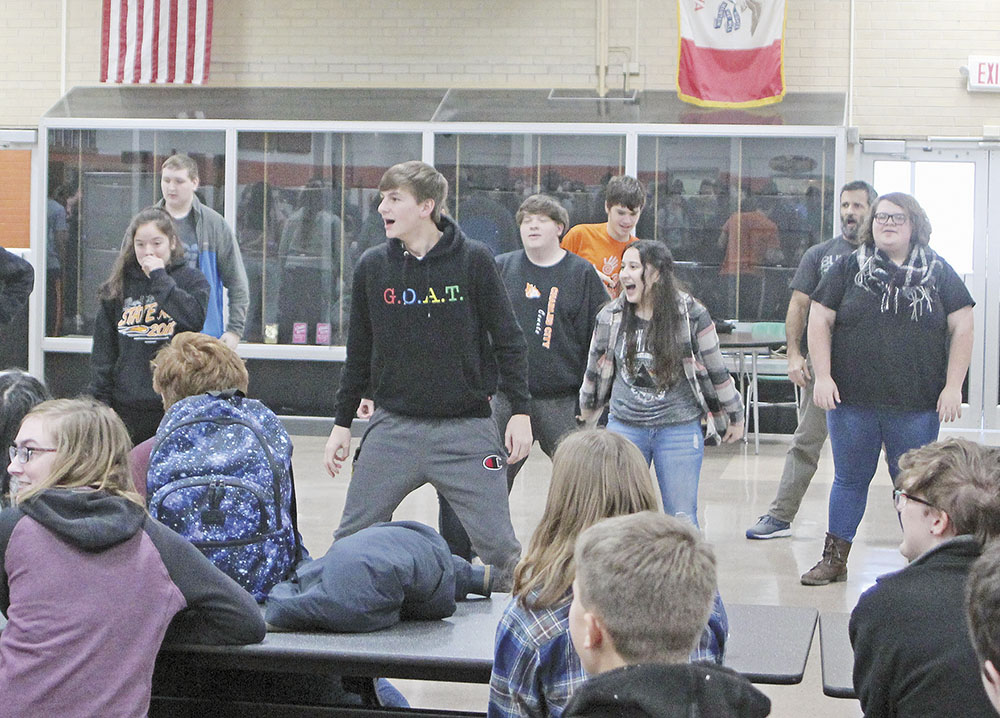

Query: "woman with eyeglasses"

xmin=1 ymin=397 xmax=265 ymax=717
xmin=801 ymin=192 xmax=975 ymax=585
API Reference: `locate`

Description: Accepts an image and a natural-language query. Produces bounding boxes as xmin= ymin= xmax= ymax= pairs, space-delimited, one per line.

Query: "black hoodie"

xmin=0 ymin=247 xmax=33 ymax=325
xmin=334 ymin=214 xmax=530 ymax=426
xmin=563 ymin=662 xmax=771 ymax=718
xmin=89 ymin=257 xmax=209 ymax=409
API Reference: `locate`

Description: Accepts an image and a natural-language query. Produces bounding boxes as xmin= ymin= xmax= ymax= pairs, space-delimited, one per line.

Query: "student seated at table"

xmin=0 ymin=398 xmax=265 ymax=718
xmin=129 ymin=330 xmax=253 ymax=494
xmin=0 ymin=369 xmax=50 ymax=505
xmin=143 ymin=332 xmax=428 ymax=709
xmin=966 ymin=541 xmax=1000 ymax=716
xmin=850 ymin=438 xmax=1000 ymax=717
xmin=488 ymin=429 xmax=728 ymax=718
xmin=564 ymin=511 xmax=770 ymax=718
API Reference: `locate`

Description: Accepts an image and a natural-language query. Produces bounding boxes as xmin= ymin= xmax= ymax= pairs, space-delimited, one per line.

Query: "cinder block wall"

xmin=2 ymin=1 xmax=998 ymax=138
xmin=0 ymin=0 xmax=68 ymax=127
xmin=851 ymin=1 xmax=1000 ymax=137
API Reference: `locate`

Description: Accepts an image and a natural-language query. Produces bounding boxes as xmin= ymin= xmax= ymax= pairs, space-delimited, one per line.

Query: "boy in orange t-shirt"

xmin=561 ymin=175 xmax=645 ymax=298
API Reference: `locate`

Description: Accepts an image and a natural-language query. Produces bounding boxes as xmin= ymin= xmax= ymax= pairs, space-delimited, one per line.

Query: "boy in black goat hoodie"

xmin=323 ymin=161 xmax=530 ymax=589
xmin=565 ymin=512 xmax=770 ymax=718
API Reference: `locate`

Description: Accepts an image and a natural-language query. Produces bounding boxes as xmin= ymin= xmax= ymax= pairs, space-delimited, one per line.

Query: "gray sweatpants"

xmin=334 ymin=408 xmax=522 ymax=578
xmin=438 ymin=392 xmax=578 ymax=560
xmin=767 ymin=367 xmax=829 ymax=523
xmin=490 ymin=392 xmax=579 ymax=486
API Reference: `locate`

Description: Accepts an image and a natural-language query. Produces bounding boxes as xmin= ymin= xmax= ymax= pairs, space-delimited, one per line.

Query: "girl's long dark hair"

xmin=99 ymin=206 xmax=185 ymax=301
xmin=622 ymin=239 xmax=686 ymax=387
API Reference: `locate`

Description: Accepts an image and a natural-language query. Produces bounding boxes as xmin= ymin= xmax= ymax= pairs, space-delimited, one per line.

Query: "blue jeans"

xmin=607 ymin=418 xmax=704 ymax=526
xmin=826 ymin=405 xmax=939 ymax=542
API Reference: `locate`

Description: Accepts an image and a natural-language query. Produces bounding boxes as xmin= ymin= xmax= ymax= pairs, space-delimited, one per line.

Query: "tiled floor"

xmin=289 ymin=432 xmax=909 ymax=718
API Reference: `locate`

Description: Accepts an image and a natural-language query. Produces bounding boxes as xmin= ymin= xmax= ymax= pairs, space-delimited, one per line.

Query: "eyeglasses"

xmin=893 ymin=488 xmax=935 ymax=512
xmin=873 ymin=212 xmax=908 ymax=226
xmin=8 ymin=445 xmax=58 ymax=465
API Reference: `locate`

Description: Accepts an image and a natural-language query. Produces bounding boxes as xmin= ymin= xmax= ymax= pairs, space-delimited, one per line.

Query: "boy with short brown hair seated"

xmin=128 ymin=331 xmax=250 ymax=495
xmin=565 ymin=511 xmax=770 ymax=717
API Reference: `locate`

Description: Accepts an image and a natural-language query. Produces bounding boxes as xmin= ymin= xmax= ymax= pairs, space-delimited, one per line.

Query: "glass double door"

xmin=861 ymin=144 xmax=1000 ymax=440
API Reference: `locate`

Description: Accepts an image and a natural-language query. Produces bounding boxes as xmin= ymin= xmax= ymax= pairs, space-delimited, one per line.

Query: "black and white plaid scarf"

xmin=854 ymin=243 xmax=941 ymax=320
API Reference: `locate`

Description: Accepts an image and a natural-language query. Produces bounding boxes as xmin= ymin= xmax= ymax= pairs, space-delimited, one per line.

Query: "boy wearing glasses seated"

xmin=849 ymin=439 xmax=1000 ymax=717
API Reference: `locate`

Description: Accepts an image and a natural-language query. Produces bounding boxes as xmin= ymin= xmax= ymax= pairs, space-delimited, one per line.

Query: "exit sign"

xmin=968 ymin=56 xmax=1000 ymax=92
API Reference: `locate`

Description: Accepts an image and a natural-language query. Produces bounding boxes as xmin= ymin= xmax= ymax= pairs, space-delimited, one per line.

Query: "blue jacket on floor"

xmin=265 ymin=521 xmax=457 ymax=632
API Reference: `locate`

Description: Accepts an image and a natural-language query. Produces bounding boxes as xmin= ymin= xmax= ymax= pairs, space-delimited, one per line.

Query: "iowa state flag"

xmin=677 ymin=0 xmax=786 ymax=108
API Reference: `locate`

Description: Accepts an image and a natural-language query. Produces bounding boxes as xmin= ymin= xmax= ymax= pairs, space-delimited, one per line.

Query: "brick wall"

xmin=0 ymin=0 xmax=67 ymax=128
xmin=852 ymin=1 xmax=1000 ymax=137
xmin=1 ymin=1 xmax=998 ymax=138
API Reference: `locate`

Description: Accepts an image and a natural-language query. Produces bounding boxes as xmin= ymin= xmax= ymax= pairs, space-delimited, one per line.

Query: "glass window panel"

xmin=235 ymin=131 xmax=421 ymax=345
xmin=914 ymin=161 xmax=975 ymax=275
xmin=872 ymin=160 xmax=912 ymax=195
xmin=434 ymin=133 xmax=625 ymax=256
xmin=638 ymin=135 xmax=835 ymax=322
xmin=637 ymin=136 xmax=733 ymax=318
xmin=46 ymin=129 xmax=225 ymax=337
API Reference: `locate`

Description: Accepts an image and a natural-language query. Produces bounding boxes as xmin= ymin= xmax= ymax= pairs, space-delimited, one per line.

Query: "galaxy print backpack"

xmin=147 ymin=390 xmax=300 ymax=601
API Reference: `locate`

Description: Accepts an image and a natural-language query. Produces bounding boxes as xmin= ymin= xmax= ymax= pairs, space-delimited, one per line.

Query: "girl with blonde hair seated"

xmin=0 ymin=398 xmax=264 ymax=717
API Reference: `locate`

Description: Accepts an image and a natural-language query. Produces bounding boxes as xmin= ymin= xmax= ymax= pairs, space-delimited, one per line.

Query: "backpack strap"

xmin=288 ymin=464 xmax=307 ymax=564
xmin=207 ymin=389 xmax=246 ymax=401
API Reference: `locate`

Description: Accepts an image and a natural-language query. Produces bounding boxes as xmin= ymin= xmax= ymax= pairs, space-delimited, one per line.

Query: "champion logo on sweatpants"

xmin=483 ymin=455 xmax=505 ymax=470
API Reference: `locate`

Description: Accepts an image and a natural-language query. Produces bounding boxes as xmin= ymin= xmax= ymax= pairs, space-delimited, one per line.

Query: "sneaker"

xmin=745 ymin=514 xmax=792 ymax=539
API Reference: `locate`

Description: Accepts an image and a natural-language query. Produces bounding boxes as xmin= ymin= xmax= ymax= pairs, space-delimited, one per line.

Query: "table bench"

xmin=724 ymin=603 xmax=817 ymax=684
xmin=151 ymin=598 xmax=817 ymax=716
xmin=819 ymin=612 xmax=857 ymax=698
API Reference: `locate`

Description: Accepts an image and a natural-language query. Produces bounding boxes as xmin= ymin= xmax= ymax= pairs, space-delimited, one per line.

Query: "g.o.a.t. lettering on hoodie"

xmin=117 ymin=294 xmax=177 ymax=343
xmin=382 ymin=285 xmax=464 ymax=305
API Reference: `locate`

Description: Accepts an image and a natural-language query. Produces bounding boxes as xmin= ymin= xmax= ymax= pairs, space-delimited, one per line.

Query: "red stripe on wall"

xmin=150 ymin=0 xmax=160 ymax=82
xmin=203 ymin=0 xmax=213 ymax=81
xmin=677 ymin=38 xmax=783 ymax=104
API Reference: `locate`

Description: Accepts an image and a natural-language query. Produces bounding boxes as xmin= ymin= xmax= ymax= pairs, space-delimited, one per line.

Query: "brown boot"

xmin=800 ymin=532 xmax=851 ymax=586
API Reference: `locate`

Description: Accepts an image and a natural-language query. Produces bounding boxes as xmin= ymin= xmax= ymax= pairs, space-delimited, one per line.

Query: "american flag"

xmin=101 ymin=0 xmax=214 ymax=84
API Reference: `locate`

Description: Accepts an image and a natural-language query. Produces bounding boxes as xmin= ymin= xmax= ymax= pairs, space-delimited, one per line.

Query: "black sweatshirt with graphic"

xmin=89 ymin=258 xmax=209 ymax=409
xmin=334 ymin=215 xmax=530 ymax=427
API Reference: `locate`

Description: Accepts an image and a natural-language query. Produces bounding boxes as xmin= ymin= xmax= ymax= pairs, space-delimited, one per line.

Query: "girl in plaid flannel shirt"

xmin=487 ymin=430 xmax=728 ymax=718
xmin=578 ymin=240 xmax=743 ymax=527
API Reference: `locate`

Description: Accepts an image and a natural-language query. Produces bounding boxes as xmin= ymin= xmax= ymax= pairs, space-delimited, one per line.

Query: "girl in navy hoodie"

xmin=0 ymin=397 xmax=264 ymax=718
xmin=89 ymin=206 xmax=209 ymax=443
